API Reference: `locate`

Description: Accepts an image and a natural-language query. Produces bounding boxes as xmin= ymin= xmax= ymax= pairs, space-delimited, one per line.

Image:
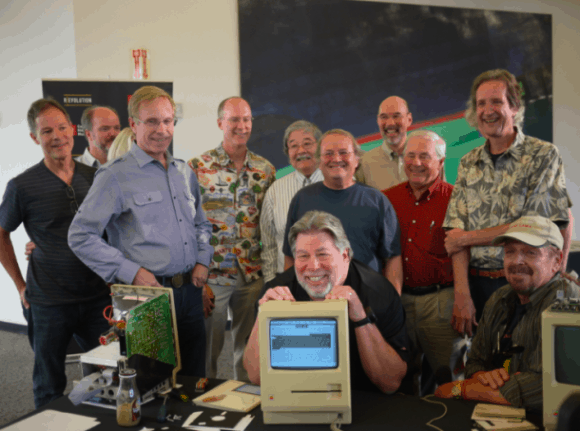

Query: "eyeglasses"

xmin=322 ymin=150 xmax=354 ymax=159
xmin=66 ymin=185 xmax=79 ymax=215
xmin=134 ymin=117 xmax=177 ymax=128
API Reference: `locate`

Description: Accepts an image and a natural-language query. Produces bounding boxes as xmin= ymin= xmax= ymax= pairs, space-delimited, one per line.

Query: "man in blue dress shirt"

xmin=69 ymin=86 xmax=213 ymax=377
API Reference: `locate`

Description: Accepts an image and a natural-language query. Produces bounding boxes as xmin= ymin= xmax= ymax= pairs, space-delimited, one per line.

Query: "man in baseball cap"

xmin=435 ymin=215 xmax=579 ymax=412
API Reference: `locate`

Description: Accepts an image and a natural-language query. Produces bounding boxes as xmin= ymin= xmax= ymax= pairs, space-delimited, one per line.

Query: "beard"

xmin=296 ymin=271 xmax=334 ymax=299
xmin=506 ymin=265 xmax=535 ymax=296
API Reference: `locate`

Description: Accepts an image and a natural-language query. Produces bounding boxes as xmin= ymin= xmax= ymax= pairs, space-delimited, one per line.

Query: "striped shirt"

xmin=260 ymin=169 xmax=323 ymax=282
xmin=465 ymin=274 xmax=580 ymax=411
xmin=0 ymin=161 xmax=109 ymax=306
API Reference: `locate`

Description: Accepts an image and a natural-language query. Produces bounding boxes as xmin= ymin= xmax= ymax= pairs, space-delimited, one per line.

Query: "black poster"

xmin=42 ymin=80 xmax=173 ymax=155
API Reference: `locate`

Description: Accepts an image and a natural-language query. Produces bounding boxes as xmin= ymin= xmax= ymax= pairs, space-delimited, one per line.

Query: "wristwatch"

xmin=352 ymin=306 xmax=377 ymax=328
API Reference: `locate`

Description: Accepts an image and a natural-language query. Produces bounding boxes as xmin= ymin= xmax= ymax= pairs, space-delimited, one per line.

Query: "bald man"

xmin=356 ymin=96 xmax=413 ymax=190
xmin=76 ymin=106 xmax=121 ymax=168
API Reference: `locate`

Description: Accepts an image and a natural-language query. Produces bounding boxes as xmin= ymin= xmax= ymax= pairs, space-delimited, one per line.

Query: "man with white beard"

xmin=243 ymin=211 xmax=410 ymax=394
xmin=356 ymin=96 xmax=413 ymax=190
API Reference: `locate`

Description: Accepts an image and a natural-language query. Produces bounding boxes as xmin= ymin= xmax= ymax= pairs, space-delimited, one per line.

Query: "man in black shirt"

xmin=244 ymin=210 xmax=409 ymax=393
xmin=0 ymin=99 xmax=110 ymax=408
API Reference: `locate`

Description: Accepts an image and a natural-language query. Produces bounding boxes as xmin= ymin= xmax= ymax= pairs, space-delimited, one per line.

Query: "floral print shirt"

xmin=443 ymin=128 xmax=571 ymax=269
xmin=189 ymin=144 xmax=276 ymax=285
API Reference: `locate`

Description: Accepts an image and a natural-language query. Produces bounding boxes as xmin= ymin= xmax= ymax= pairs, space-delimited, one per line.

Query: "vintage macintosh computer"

xmin=542 ymin=297 xmax=580 ymax=431
xmin=258 ymin=299 xmax=351 ymax=425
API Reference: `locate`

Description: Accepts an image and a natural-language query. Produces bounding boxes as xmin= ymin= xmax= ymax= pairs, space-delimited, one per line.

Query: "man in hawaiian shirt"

xmin=443 ymin=69 xmax=572 ymax=328
xmin=189 ymin=97 xmax=276 ymax=381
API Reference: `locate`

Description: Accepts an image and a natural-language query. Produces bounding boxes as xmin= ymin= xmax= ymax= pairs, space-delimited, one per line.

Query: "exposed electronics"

xmin=69 ymin=284 xmax=181 ymax=409
xmin=258 ymin=299 xmax=351 ymax=425
xmin=541 ymin=297 xmax=580 ymax=431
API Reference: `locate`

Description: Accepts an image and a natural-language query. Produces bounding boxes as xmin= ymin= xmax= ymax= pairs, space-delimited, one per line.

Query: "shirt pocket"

xmin=133 ymin=191 xmax=163 ymax=206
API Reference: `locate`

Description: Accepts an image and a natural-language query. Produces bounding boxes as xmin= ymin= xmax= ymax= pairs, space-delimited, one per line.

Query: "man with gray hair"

xmin=244 ymin=210 xmax=410 ymax=393
xmin=384 ymin=130 xmax=465 ymax=395
xmin=69 ymin=86 xmax=212 ymax=377
xmin=356 ymin=96 xmax=413 ymax=190
xmin=443 ymin=69 xmax=572 ymax=323
xmin=261 ymin=120 xmax=324 ymax=283
xmin=76 ymin=105 xmax=121 ymax=168
xmin=436 ymin=216 xmax=579 ymax=411
xmin=282 ymin=129 xmax=403 ymax=293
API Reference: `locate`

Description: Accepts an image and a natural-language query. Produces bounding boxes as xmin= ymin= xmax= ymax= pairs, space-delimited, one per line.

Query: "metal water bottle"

xmin=116 ymin=369 xmax=141 ymax=427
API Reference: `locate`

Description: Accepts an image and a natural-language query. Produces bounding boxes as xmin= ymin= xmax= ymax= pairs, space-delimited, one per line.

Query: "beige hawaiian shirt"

xmin=443 ymin=128 xmax=571 ymax=269
xmin=189 ymin=145 xmax=275 ymax=285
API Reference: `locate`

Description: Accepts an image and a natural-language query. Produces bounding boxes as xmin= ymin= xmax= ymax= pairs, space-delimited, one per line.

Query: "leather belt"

xmin=469 ymin=267 xmax=505 ymax=279
xmin=402 ymin=282 xmax=453 ymax=296
xmin=155 ymin=271 xmax=192 ymax=288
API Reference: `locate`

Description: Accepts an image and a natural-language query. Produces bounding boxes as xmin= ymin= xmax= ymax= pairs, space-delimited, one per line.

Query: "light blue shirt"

xmin=68 ymin=144 xmax=213 ymax=284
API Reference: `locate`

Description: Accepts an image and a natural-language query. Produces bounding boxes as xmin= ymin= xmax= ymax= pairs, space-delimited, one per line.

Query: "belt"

xmin=469 ymin=267 xmax=505 ymax=279
xmin=155 ymin=271 xmax=192 ymax=288
xmin=402 ymin=282 xmax=453 ymax=296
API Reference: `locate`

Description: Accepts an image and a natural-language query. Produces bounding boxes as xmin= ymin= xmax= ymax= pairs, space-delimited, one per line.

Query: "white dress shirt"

xmin=260 ymin=168 xmax=323 ymax=282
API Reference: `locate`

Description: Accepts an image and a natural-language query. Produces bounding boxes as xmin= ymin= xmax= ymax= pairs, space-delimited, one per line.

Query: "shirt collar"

xmin=501 ymin=272 xmax=562 ymax=309
xmin=216 ymin=143 xmax=252 ymax=169
xmin=480 ymin=127 xmax=525 ymax=163
xmin=80 ymin=147 xmax=100 ymax=168
xmin=405 ymin=176 xmax=443 ymax=201
xmin=131 ymin=142 xmax=176 ymax=168
xmin=381 ymin=140 xmax=403 ymax=161
xmin=294 ymin=168 xmax=323 ymax=186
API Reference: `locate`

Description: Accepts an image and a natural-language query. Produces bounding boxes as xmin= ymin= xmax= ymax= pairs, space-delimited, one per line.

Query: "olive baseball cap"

xmin=492 ymin=216 xmax=563 ymax=250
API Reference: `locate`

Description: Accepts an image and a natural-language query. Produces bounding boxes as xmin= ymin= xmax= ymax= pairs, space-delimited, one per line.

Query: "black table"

xmin=0 ymin=377 xmax=529 ymax=430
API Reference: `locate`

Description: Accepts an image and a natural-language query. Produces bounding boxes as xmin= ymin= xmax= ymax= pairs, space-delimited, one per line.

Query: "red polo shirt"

xmin=383 ymin=178 xmax=454 ymax=288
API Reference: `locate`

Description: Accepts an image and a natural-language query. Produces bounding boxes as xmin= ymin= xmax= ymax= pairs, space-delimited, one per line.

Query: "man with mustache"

xmin=244 ymin=211 xmax=409 ymax=393
xmin=282 ymin=129 xmax=402 ymax=294
xmin=69 ymin=86 xmax=213 ymax=378
xmin=443 ymin=69 xmax=572 ymax=325
xmin=356 ymin=96 xmax=412 ymax=190
xmin=435 ymin=216 xmax=579 ymax=411
xmin=188 ymin=97 xmax=276 ymax=381
xmin=261 ymin=120 xmax=324 ymax=283
xmin=383 ymin=130 xmax=466 ymax=395
xmin=76 ymin=105 xmax=121 ymax=168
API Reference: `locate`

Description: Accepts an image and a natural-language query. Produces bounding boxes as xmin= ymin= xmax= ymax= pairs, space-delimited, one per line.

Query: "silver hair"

xmin=289 ymin=211 xmax=353 ymax=259
xmin=282 ymin=120 xmax=322 ymax=156
xmin=406 ymin=130 xmax=446 ymax=160
xmin=465 ymin=69 xmax=525 ymax=129
xmin=316 ymin=128 xmax=364 ymax=159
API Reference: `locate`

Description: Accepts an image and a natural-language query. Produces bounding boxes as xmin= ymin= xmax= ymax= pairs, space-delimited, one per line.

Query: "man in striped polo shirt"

xmin=0 ymin=99 xmax=111 ymax=408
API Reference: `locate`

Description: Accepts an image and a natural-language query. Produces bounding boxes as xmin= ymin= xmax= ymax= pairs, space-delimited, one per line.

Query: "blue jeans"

xmin=172 ymin=283 xmax=206 ymax=377
xmin=23 ymin=295 xmax=111 ymax=408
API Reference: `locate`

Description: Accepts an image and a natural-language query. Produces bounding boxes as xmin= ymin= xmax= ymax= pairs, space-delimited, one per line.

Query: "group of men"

xmin=0 ymin=68 xmax=576 ymax=413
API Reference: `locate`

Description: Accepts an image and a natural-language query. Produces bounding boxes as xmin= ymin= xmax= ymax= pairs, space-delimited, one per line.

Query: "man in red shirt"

xmin=383 ymin=130 xmax=465 ymax=395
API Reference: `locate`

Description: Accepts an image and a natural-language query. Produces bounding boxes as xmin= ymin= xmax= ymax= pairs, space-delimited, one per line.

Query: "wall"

xmin=0 ymin=0 xmax=77 ymax=325
xmin=1 ymin=0 xmax=579 ymax=324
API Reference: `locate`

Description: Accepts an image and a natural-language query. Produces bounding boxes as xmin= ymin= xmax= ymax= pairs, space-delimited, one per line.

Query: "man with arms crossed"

xmin=0 ymin=99 xmax=110 ymax=408
xmin=261 ymin=120 xmax=323 ymax=283
xmin=383 ymin=130 xmax=465 ymax=395
xmin=244 ymin=211 xmax=409 ymax=393
xmin=189 ymin=97 xmax=276 ymax=381
xmin=283 ymin=129 xmax=402 ymax=293
xmin=436 ymin=216 xmax=579 ymax=411
xmin=356 ymin=96 xmax=413 ymax=190
xmin=69 ymin=86 xmax=212 ymax=377
xmin=443 ymin=69 xmax=572 ymax=327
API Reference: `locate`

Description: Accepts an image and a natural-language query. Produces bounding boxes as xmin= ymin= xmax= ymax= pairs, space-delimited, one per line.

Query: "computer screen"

xmin=259 ymin=299 xmax=351 ymax=425
xmin=542 ymin=301 xmax=580 ymax=431
xmin=269 ymin=318 xmax=338 ymax=369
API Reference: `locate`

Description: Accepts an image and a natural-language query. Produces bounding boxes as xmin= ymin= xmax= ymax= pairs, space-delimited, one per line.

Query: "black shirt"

xmin=258 ymin=259 xmax=411 ymax=393
xmin=0 ymin=160 xmax=108 ymax=305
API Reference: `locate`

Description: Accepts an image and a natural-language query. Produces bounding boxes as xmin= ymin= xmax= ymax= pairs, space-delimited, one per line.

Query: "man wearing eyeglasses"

xmin=0 ymin=99 xmax=110 ymax=408
xmin=69 ymin=86 xmax=213 ymax=378
xmin=282 ymin=129 xmax=403 ymax=294
xmin=188 ymin=97 xmax=276 ymax=381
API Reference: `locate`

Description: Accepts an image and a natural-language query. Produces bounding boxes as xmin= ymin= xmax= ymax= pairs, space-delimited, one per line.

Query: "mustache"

xmin=507 ymin=265 xmax=533 ymax=275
